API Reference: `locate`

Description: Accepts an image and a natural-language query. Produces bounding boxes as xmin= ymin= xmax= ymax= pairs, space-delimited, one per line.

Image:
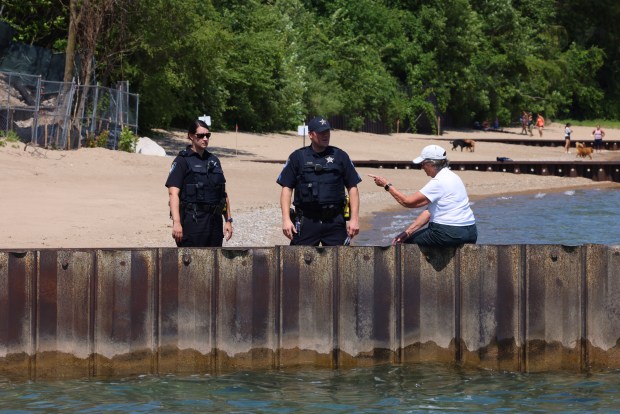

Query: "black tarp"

xmin=0 ymin=21 xmax=65 ymax=82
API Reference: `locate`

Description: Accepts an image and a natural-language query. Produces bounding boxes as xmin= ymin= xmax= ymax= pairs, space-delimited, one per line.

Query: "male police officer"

xmin=277 ymin=116 xmax=361 ymax=245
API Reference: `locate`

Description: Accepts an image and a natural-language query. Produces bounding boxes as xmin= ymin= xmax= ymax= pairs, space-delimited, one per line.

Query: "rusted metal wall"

xmin=1 ymin=245 xmax=619 ymax=379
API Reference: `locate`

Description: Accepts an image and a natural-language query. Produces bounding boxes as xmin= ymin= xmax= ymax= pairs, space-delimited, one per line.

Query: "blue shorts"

xmin=405 ymin=222 xmax=477 ymax=247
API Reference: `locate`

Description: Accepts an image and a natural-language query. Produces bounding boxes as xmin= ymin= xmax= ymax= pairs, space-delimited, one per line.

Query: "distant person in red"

xmin=536 ymin=114 xmax=545 ymax=137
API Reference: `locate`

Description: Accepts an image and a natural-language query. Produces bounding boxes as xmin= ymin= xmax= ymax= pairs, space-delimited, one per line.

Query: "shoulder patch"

xmin=168 ymin=162 xmax=177 ymax=175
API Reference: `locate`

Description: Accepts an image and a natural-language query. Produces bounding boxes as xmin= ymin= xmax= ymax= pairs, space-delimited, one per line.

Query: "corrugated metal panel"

xmin=337 ymin=246 xmax=398 ymax=366
xmin=158 ymin=248 xmax=215 ymax=374
xmin=0 ymin=251 xmax=35 ymax=379
xmin=400 ymin=244 xmax=457 ymax=363
xmin=35 ymin=250 xmax=94 ymax=379
xmin=585 ymin=244 xmax=620 ymax=370
xmin=525 ymin=245 xmax=583 ymax=372
xmin=215 ymin=248 xmax=277 ymax=372
xmin=93 ymin=249 xmax=157 ymax=377
xmin=279 ymin=246 xmax=336 ymax=367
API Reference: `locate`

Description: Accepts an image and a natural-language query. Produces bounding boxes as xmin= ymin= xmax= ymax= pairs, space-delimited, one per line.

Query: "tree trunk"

xmin=63 ymin=0 xmax=81 ymax=83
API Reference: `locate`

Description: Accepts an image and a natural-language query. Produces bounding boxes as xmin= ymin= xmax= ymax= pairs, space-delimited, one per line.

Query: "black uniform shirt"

xmin=277 ymin=146 xmax=361 ymax=205
xmin=165 ymin=147 xmax=226 ymax=198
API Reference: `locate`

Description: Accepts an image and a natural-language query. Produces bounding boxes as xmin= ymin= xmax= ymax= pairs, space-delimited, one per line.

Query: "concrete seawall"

xmin=1 ymin=245 xmax=619 ymax=380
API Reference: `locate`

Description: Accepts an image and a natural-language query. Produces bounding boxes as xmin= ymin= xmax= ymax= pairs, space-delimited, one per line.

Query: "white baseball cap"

xmin=413 ymin=145 xmax=447 ymax=164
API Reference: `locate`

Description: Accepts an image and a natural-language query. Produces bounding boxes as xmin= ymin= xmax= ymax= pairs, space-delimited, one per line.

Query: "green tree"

xmin=556 ymin=0 xmax=620 ymax=117
xmin=296 ymin=0 xmax=408 ymax=130
xmin=2 ymin=0 xmax=615 ymax=132
xmin=0 ymin=0 xmax=67 ymax=50
xmin=117 ymin=0 xmax=228 ymax=129
xmin=218 ymin=0 xmax=306 ymax=131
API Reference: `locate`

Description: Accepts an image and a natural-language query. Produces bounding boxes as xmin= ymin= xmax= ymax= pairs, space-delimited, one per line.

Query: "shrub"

xmin=86 ymin=130 xmax=111 ymax=148
xmin=96 ymin=130 xmax=109 ymax=148
xmin=118 ymin=127 xmax=138 ymax=152
xmin=0 ymin=130 xmax=20 ymax=142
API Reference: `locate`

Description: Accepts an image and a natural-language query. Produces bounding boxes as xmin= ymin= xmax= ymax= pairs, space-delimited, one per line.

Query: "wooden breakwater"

xmin=253 ymin=159 xmax=620 ymax=183
xmin=1 ymin=245 xmax=619 ymax=380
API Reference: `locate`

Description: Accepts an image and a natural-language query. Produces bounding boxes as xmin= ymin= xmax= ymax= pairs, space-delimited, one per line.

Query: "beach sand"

xmin=1 ymin=123 xmax=618 ymax=248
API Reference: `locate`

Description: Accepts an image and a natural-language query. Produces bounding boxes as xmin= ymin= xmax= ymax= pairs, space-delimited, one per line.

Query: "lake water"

xmin=2 ymin=188 xmax=619 ymax=412
xmin=356 ymin=187 xmax=620 ymax=246
xmin=1 ymin=364 xmax=619 ymax=413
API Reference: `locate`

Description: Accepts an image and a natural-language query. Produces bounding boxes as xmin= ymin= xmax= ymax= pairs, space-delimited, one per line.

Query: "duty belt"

xmin=297 ymin=204 xmax=342 ymax=220
xmin=182 ymin=202 xmax=220 ymax=214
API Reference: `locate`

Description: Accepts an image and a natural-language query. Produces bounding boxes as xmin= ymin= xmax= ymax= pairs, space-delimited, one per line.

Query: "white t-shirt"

xmin=420 ymin=168 xmax=476 ymax=226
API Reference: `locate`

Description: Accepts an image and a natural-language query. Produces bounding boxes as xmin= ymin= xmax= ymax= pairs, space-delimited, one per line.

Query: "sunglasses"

xmin=195 ymin=132 xmax=211 ymax=139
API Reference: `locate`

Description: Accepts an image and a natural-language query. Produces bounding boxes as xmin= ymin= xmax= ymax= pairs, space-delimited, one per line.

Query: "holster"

xmin=290 ymin=207 xmax=302 ymax=235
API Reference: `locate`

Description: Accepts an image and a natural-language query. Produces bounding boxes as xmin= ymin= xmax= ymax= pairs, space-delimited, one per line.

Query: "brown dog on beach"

xmin=450 ymin=139 xmax=475 ymax=152
xmin=463 ymin=139 xmax=475 ymax=152
xmin=575 ymin=142 xmax=593 ymax=159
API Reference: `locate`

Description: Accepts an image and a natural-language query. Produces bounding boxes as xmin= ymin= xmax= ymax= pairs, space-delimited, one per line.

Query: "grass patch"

xmin=555 ymin=119 xmax=620 ymax=128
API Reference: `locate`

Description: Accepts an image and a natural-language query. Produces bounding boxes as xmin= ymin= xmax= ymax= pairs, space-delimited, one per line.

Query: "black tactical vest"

xmin=295 ymin=148 xmax=346 ymax=206
xmin=179 ymin=149 xmax=226 ymax=204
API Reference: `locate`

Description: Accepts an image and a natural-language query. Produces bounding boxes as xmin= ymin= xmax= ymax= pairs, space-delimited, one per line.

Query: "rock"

xmin=135 ymin=137 xmax=167 ymax=156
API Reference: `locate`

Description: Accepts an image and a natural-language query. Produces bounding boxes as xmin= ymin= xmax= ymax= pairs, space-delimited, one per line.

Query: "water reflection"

xmin=1 ymin=364 xmax=619 ymax=412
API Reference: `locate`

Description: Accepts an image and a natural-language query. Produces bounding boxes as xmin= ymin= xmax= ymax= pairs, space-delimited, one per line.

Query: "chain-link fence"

xmin=0 ymin=70 xmax=138 ymax=150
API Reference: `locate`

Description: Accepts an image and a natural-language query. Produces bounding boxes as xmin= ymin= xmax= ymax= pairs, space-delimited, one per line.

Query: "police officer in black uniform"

xmin=277 ymin=116 xmax=361 ymax=246
xmin=166 ymin=120 xmax=233 ymax=247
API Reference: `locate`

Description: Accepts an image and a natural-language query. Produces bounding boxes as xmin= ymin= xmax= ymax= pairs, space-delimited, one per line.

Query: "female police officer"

xmin=165 ymin=120 xmax=233 ymax=247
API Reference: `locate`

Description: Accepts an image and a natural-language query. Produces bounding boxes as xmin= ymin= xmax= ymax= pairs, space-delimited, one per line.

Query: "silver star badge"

xmin=320 ymin=119 xmax=327 ymax=125
xmin=325 ymin=156 xmax=334 ymax=163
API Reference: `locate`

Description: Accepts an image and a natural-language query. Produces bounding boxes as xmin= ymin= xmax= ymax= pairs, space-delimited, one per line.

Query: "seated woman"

xmin=369 ymin=145 xmax=477 ymax=247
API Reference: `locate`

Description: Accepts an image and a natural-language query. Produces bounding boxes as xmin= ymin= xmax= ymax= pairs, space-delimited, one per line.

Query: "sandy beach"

xmin=1 ymin=123 xmax=619 ymax=248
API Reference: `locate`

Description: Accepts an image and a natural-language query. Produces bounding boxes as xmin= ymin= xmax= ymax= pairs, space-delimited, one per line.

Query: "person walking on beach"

xmin=368 ymin=145 xmax=477 ymax=247
xmin=564 ymin=122 xmax=572 ymax=153
xmin=527 ymin=112 xmax=534 ymax=136
xmin=536 ymin=114 xmax=545 ymax=137
xmin=166 ymin=119 xmax=233 ymax=247
xmin=277 ymin=116 xmax=361 ymax=246
xmin=592 ymin=125 xmax=605 ymax=152
xmin=520 ymin=112 xmax=529 ymax=135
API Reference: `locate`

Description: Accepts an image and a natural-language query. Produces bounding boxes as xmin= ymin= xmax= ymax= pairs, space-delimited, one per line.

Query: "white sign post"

xmin=199 ymin=114 xmax=211 ymax=126
xmin=297 ymin=124 xmax=308 ymax=147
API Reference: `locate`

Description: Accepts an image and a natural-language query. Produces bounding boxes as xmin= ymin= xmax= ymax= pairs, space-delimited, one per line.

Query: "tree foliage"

xmin=0 ymin=0 xmax=67 ymax=50
xmin=1 ymin=0 xmax=616 ymax=132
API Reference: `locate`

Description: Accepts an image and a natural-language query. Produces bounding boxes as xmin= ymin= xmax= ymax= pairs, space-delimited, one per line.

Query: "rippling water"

xmin=1 ymin=364 xmax=619 ymax=412
xmin=357 ymin=188 xmax=620 ymax=246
